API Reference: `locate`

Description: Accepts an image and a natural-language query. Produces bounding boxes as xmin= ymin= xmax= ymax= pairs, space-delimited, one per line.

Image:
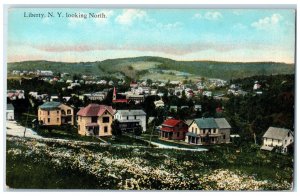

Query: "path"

xmin=6 ymin=120 xmax=42 ymax=139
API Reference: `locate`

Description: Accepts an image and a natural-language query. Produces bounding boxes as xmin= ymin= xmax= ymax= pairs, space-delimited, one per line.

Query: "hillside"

xmin=7 ymin=56 xmax=295 ymax=80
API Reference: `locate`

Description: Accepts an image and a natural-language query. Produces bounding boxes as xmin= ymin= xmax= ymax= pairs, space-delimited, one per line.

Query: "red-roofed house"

xmin=159 ymin=119 xmax=188 ymax=140
xmin=77 ymin=104 xmax=115 ymax=137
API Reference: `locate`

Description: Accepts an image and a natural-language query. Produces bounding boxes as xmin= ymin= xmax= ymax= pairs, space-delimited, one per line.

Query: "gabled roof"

xmin=116 ymin=109 xmax=146 ymax=116
xmin=194 ymin=118 xmax=218 ymax=129
xmin=39 ymin=101 xmax=61 ymax=110
xmin=215 ymin=118 xmax=231 ymax=129
xmin=77 ymin=104 xmax=114 ymax=117
xmin=162 ymin=119 xmax=183 ymax=127
xmin=262 ymin=127 xmax=292 ymax=140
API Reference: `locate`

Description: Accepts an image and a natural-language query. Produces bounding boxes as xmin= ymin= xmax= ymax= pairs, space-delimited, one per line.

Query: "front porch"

xmin=160 ymin=131 xmax=173 ymax=140
xmin=85 ymin=123 xmax=99 ymax=136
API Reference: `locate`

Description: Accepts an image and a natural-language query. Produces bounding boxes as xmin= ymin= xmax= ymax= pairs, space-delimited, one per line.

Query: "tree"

xmin=134 ymin=125 xmax=143 ymax=137
xmin=111 ymin=120 xmax=122 ymax=137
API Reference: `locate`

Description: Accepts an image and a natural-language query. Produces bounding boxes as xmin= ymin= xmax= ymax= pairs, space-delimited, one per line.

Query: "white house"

xmin=114 ymin=110 xmax=147 ymax=132
xmin=261 ymin=127 xmax=294 ymax=153
xmin=6 ymin=104 xmax=14 ymax=121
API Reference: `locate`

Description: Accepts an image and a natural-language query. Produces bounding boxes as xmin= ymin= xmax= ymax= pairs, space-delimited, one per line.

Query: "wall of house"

xmin=97 ymin=113 xmax=113 ymax=136
xmin=77 ymin=113 xmax=113 ymax=137
xmin=218 ymin=128 xmax=231 ymax=143
xmin=60 ymin=104 xmax=74 ymax=125
xmin=38 ymin=108 xmax=61 ymax=125
xmin=114 ymin=112 xmax=146 ymax=132
xmin=188 ymin=122 xmax=200 ymax=134
xmin=77 ymin=116 xmax=92 ymax=136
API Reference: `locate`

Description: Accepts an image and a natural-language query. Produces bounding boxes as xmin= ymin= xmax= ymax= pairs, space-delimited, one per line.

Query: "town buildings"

xmin=159 ymin=119 xmax=188 ymax=140
xmin=114 ymin=109 xmax=147 ymax=132
xmin=185 ymin=118 xmax=231 ymax=145
xmin=261 ymin=127 xmax=294 ymax=153
xmin=77 ymin=104 xmax=115 ymax=137
xmin=38 ymin=102 xmax=74 ymax=126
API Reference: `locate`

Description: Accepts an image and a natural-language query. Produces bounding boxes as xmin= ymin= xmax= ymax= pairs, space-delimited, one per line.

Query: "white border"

xmin=1 ymin=0 xmax=299 ymax=195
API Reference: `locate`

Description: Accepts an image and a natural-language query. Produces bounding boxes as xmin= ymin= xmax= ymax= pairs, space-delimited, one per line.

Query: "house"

xmin=154 ymin=99 xmax=164 ymax=108
xmin=261 ymin=127 xmax=294 ymax=153
xmin=77 ymin=104 xmax=115 ymax=137
xmin=159 ymin=119 xmax=188 ymax=140
xmin=6 ymin=104 xmax=14 ymax=121
xmin=185 ymin=118 xmax=231 ymax=145
xmin=7 ymin=90 xmax=25 ymax=100
xmin=114 ymin=109 xmax=146 ymax=132
xmin=38 ymin=102 xmax=74 ymax=126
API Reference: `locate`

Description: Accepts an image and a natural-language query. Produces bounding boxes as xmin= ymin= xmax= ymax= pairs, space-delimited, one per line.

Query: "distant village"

xmin=6 ymin=69 xmax=294 ymax=153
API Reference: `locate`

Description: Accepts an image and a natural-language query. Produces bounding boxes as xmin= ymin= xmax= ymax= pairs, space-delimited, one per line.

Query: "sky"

xmin=7 ymin=8 xmax=295 ymax=63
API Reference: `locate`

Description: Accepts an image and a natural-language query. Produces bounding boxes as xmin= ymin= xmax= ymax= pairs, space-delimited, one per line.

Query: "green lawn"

xmin=35 ymin=127 xmax=101 ymax=143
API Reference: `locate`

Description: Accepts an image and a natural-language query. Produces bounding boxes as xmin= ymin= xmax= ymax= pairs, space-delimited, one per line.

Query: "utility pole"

xmin=23 ymin=106 xmax=30 ymax=137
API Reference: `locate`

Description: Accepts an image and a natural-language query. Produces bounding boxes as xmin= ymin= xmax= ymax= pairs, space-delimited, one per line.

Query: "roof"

xmin=194 ymin=118 xmax=218 ymax=129
xmin=162 ymin=119 xmax=183 ymax=127
xmin=215 ymin=118 xmax=231 ymax=129
xmin=262 ymin=127 xmax=292 ymax=140
xmin=77 ymin=104 xmax=115 ymax=117
xmin=7 ymin=104 xmax=14 ymax=110
xmin=185 ymin=119 xmax=194 ymax=126
xmin=39 ymin=101 xmax=61 ymax=110
xmin=186 ymin=132 xmax=198 ymax=137
xmin=116 ymin=109 xmax=146 ymax=116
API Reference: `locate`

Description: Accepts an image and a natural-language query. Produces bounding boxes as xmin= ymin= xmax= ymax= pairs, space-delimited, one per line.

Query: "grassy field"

xmin=6 ymin=136 xmax=293 ymax=190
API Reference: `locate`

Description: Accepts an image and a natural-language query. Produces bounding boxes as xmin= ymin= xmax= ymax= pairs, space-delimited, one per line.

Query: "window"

xmin=288 ymin=132 xmax=290 ymax=137
xmin=48 ymin=111 xmax=50 ymax=115
xmin=91 ymin=116 xmax=98 ymax=123
xmin=134 ymin=115 xmax=136 ymax=119
xmin=192 ymin=127 xmax=194 ymax=132
xmin=285 ymin=140 xmax=287 ymax=144
xmin=177 ymin=132 xmax=180 ymax=137
xmin=67 ymin=109 xmax=71 ymax=114
xmin=104 ymin=126 xmax=108 ymax=133
xmin=57 ymin=118 xmax=59 ymax=122
xmin=103 ymin=117 xmax=110 ymax=123
xmin=57 ymin=110 xmax=59 ymax=114
xmin=195 ymin=128 xmax=198 ymax=133
xmin=127 ymin=116 xmax=129 ymax=120
xmin=48 ymin=118 xmax=50 ymax=123
xmin=223 ymin=135 xmax=226 ymax=139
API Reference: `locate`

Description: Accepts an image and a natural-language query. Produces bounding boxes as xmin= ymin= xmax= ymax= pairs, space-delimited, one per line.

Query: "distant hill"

xmin=7 ymin=56 xmax=295 ymax=80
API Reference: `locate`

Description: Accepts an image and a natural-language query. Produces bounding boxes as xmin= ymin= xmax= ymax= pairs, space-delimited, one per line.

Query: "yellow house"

xmin=38 ymin=101 xmax=74 ymax=126
xmin=77 ymin=104 xmax=115 ymax=137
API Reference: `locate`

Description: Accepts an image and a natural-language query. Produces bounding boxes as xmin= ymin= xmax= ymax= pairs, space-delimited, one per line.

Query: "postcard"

xmin=5 ymin=6 xmax=295 ymax=190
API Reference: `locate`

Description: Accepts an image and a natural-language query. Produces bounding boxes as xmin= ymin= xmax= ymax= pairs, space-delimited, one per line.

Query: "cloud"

xmin=193 ymin=11 xmax=222 ymax=21
xmin=115 ymin=9 xmax=147 ymax=25
xmin=251 ymin=14 xmax=283 ymax=30
xmin=29 ymin=40 xmax=275 ymax=57
xmin=93 ymin=10 xmax=114 ymax=25
xmin=157 ymin=22 xmax=182 ymax=30
xmin=233 ymin=23 xmax=247 ymax=30
xmin=67 ymin=12 xmax=87 ymax=27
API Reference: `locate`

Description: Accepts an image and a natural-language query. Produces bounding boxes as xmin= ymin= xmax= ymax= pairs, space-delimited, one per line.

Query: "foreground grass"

xmin=6 ymin=136 xmax=293 ymax=190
